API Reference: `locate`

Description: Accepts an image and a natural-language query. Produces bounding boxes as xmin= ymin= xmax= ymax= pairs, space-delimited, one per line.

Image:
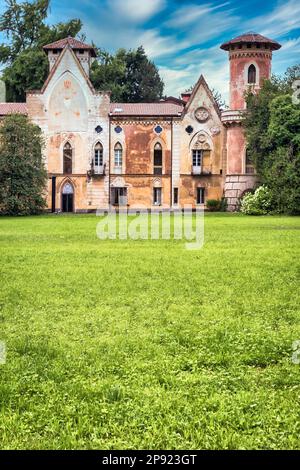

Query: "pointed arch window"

xmin=94 ymin=142 xmax=103 ymax=170
xmin=248 ymin=64 xmax=256 ymax=84
xmin=63 ymin=142 xmax=72 ymax=174
xmin=154 ymin=143 xmax=163 ymax=175
xmin=114 ymin=142 xmax=123 ymax=168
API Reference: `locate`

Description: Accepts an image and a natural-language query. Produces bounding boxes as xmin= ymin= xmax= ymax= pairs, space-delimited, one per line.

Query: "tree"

xmin=0 ymin=0 xmax=49 ymax=62
xmin=90 ymin=46 xmax=164 ymax=102
xmin=3 ymin=49 xmax=48 ymax=102
xmin=1 ymin=2 xmax=164 ymax=103
xmin=244 ymin=66 xmax=300 ymax=214
xmin=0 ymin=114 xmax=47 ymax=215
xmin=211 ymin=88 xmax=228 ymax=111
xmin=124 ymin=46 xmax=164 ymax=102
xmin=90 ymin=48 xmax=128 ymax=102
xmin=0 ymin=0 xmax=82 ymax=101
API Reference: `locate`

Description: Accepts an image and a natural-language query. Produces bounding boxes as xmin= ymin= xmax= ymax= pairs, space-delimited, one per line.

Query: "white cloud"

xmin=164 ymin=2 xmax=239 ymax=45
xmin=108 ymin=0 xmax=166 ymax=23
xmin=272 ymin=36 xmax=300 ymax=74
xmin=245 ymin=0 xmax=300 ymax=38
xmin=159 ymin=52 xmax=229 ymax=103
xmin=166 ymin=2 xmax=231 ymax=28
xmin=139 ymin=29 xmax=189 ymax=58
xmin=159 ymin=66 xmax=193 ymax=97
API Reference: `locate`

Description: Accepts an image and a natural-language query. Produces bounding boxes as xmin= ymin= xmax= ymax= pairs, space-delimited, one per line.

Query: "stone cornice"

xmin=221 ymin=109 xmax=245 ymax=125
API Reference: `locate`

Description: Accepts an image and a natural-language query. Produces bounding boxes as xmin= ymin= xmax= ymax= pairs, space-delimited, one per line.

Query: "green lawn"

xmin=0 ymin=213 xmax=300 ymax=450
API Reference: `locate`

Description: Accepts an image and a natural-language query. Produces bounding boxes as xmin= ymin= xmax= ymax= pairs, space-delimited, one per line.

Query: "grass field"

xmin=0 ymin=213 xmax=300 ymax=450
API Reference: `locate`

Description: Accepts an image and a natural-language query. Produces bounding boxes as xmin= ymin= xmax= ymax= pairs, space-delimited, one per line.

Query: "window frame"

xmin=114 ymin=142 xmax=123 ymax=168
xmin=196 ymin=187 xmax=205 ymax=205
xmin=153 ymin=143 xmax=163 ymax=175
xmin=173 ymin=187 xmax=179 ymax=205
xmin=153 ymin=187 xmax=162 ymax=206
xmin=111 ymin=187 xmax=127 ymax=206
xmin=245 ymin=148 xmax=255 ymax=174
xmin=192 ymin=149 xmax=203 ymax=167
xmin=63 ymin=142 xmax=73 ymax=174
xmin=248 ymin=64 xmax=256 ymax=84
xmin=94 ymin=142 xmax=103 ymax=169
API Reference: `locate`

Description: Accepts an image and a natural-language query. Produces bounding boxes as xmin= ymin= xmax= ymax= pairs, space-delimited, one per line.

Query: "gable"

xmin=182 ymin=75 xmax=221 ymax=125
xmin=48 ymin=71 xmax=88 ymax=132
xmin=42 ymin=47 xmax=95 ymax=101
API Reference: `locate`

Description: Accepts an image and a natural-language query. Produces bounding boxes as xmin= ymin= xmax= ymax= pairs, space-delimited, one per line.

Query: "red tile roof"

xmin=110 ymin=102 xmax=184 ymax=116
xmin=43 ymin=37 xmax=97 ymax=56
xmin=220 ymin=32 xmax=281 ymax=51
xmin=0 ymin=103 xmax=28 ymax=116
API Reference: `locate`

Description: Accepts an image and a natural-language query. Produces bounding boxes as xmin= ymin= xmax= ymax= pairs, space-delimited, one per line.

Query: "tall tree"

xmin=0 ymin=0 xmax=82 ymax=101
xmin=244 ymin=65 xmax=300 ymax=214
xmin=0 ymin=114 xmax=47 ymax=215
xmin=90 ymin=48 xmax=128 ymax=102
xmin=90 ymin=46 xmax=164 ymax=102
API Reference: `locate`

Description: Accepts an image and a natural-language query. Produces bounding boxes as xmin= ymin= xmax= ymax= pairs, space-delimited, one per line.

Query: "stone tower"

xmin=43 ymin=36 xmax=97 ymax=75
xmin=220 ymin=33 xmax=281 ymax=211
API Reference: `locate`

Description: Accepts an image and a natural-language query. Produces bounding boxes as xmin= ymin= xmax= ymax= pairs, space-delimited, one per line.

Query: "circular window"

xmin=186 ymin=125 xmax=194 ymax=135
xmin=195 ymin=107 xmax=210 ymax=122
xmin=154 ymin=125 xmax=163 ymax=134
xmin=115 ymin=126 xmax=123 ymax=134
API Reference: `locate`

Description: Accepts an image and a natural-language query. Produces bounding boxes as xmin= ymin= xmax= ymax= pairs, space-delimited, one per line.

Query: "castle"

xmin=0 ymin=33 xmax=281 ymax=212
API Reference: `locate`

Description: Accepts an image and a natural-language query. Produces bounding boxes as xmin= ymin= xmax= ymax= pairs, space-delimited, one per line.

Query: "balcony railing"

xmin=92 ymin=166 xmax=105 ymax=176
xmin=192 ymin=165 xmax=212 ymax=176
xmin=88 ymin=163 xmax=105 ymax=178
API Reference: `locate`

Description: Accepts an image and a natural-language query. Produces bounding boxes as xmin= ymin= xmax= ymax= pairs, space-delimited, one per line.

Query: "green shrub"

xmin=240 ymin=186 xmax=273 ymax=215
xmin=206 ymin=199 xmax=222 ymax=211
xmin=220 ymin=197 xmax=228 ymax=212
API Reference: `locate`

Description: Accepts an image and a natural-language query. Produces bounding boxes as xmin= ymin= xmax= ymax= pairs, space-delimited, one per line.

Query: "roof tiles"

xmin=110 ymin=102 xmax=184 ymax=116
xmin=0 ymin=103 xmax=28 ymax=116
xmin=220 ymin=33 xmax=281 ymax=51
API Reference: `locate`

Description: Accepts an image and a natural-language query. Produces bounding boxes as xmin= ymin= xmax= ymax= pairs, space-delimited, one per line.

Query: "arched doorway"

xmin=62 ymin=182 xmax=74 ymax=212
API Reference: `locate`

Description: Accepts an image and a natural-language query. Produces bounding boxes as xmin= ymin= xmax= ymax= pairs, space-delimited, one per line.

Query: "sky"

xmin=0 ymin=0 xmax=299 ymax=102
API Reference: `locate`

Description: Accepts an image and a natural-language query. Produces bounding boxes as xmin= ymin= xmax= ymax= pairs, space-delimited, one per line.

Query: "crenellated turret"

xmin=220 ymin=32 xmax=281 ymax=210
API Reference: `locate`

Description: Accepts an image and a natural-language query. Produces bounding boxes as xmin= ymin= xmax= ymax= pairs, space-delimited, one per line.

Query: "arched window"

xmin=248 ymin=64 xmax=256 ymax=84
xmin=94 ymin=142 xmax=103 ymax=169
xmin=114 ymin=142 xmax=123 ymax=168
xmin=63 ymin=142 xmax=72 ymax=174
xmin=154 ymin=143 xmax=163 ymax=175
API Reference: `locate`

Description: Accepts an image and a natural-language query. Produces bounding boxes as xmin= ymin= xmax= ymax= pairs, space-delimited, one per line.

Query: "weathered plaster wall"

xmin=229 ymin=47 xmax=272 ymax=110
xmin=110 ymin=121 xmax=172 ymax=175
xmin=179 ymin=175 xmax=223 ymax=208
xmin=27 ymin=47 xmax=111 ymax=212
xmin=226 ymin=124 xmax=245 ymax=174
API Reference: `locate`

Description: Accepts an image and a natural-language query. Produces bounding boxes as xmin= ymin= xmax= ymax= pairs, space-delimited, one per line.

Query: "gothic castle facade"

xmin=0 ymin=33 xmax=281 ymax=212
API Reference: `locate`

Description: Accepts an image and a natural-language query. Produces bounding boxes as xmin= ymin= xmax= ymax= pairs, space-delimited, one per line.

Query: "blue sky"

xmin=1 ymin=0 xmax=300 ymax=101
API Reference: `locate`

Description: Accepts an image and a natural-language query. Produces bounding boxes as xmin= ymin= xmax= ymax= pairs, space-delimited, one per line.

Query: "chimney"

xmin=181 ymin=92 xmax=191 ymax=103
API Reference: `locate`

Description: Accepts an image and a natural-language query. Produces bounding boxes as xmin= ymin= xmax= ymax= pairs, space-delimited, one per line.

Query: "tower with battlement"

xmin=221 ymin=33 xmax=281 ymax=211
